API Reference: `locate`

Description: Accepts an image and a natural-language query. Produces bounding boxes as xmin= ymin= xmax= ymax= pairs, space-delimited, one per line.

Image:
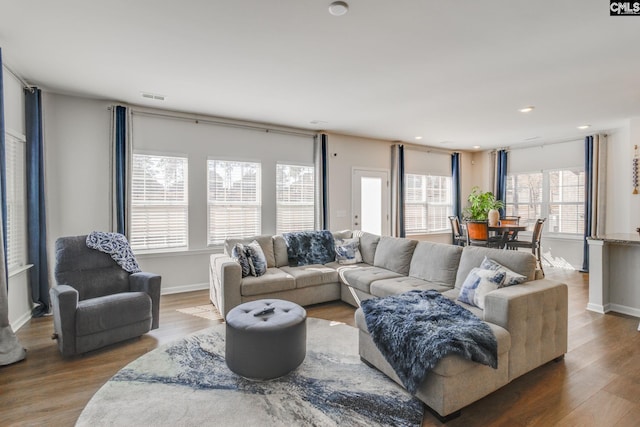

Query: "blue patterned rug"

xmin=76 ymin=318 xmax=423 ymax=426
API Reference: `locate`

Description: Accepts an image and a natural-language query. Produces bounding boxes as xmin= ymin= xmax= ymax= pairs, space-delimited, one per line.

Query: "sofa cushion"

xmin=272 ymin=235 xmax=289 ymax=267
xmin=283 ymin=230 xmax=336 ymax=266
xmin=357 ymin=232 xmax=380 ymax=265
xmin=458 ymin=268 xmax=506 ymax=309
xmin=332 ymin=230 xmax=353 ymax=240
xmin=409 ymin=241 xmax=462 ymax=286
xmin=441 ymin=288 xmax=485 ymax=319
xmin=341 ymin=266 xmax=403 ymax=294
xmin=373 ymin=236 xmax=418 ymax=275
xmin=225 ymin=235 xmax=276 ymax=268
xmin=280 ymin=265 xmax=339 ymax=288
xmin=480 ymin=256 xmax=527 ymax=287
xmin=455 ymin=246 xmax=536 ymax=289
xmin=334 ymin=238 xmax=363 ymax=265
xmin=370 ymin=276 xmax=453 ymax=299
xmin=240 ymin=268 xmax=295 ymax=297
xmin=76 ymin=292 xmax=151 ymax=336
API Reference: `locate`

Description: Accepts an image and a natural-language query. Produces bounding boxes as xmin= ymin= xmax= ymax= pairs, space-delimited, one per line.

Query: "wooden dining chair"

xmin=500 ymin=216 xmax=521 ymax=243
xmin=448 ymin=216 xmax=467 ymax=246
xmin=465 ymin=221 xmax=502 ymax=248
xmin=507 ymin=218 xmax=546 ymax=276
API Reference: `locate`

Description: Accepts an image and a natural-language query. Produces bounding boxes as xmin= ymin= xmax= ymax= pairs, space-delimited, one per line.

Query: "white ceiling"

xmin=1 ymin=0 xmax=639 ymax=150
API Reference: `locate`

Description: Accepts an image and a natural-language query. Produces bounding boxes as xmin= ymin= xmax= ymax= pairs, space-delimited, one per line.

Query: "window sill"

xmin=9 ymin=264 xmax=33 ymax=278
xmin=135 ymin=248 xmax=222 ymax=259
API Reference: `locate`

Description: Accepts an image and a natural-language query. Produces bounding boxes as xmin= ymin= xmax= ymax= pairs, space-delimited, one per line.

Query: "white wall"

xmin=325 ymin=133 xmax=392 ymax=231
xmin=3 ymin=66 xmax=31 ymax=330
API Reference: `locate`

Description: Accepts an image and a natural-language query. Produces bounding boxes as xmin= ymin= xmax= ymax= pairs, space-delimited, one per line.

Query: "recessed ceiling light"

xmin=577 ymin=124 xmax=591 ymax=130
xmin=519 ymin=106 xmax=534 ymax=113
xmin=310 ymin=120 xmax=328 ymax=125
xmin=414 ymin=136 xmax=423 ymax=140
xmin=472 ymin=145 xmax=481 ymax=150
xmin=328 ymin=1 xmax=349 ymax=16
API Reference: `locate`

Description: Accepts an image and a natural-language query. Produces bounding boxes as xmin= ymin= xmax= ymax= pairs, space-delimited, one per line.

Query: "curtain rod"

xmin=128 ymin=108 xmax=317 ymax=138
xmin=402 ymin=141 xmax=453 ymax=155
xmin=2 ymin=63 xmax=34 ymax=93
xmin=502 ymin=135 xmax=605 ymax=153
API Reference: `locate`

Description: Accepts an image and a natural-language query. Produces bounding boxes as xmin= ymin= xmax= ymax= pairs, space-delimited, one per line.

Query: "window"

xmin=208 ymin=160 xmax=261 ymax=245
xmin=5 ymin=132 xmax=27 ymax=271
xmin=405 ymin=174 xmax=452 ymax=234
xmin=276 ymin=164 xmax=315 ymax=233
xmin=506 ymin=168 xmax=584 ymax=235
xmin=130 ymin=154 xmax=188 ymax=251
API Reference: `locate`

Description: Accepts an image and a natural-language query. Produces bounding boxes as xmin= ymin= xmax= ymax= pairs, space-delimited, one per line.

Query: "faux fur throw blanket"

xmin=86 ymin=231 xmax=141 ymax=273
xmin=361 ymin=290 xmax=498 ymax=394
xmin=282 ymin=230 xmax=335 ymax=266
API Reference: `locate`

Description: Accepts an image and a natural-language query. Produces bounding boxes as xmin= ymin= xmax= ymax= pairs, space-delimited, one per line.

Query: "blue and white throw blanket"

xmin=361 ymin=290 xmax=497 ymax=394
xmin=282 ymin=230 xmax=335 ymax=266
xmin=86 ymin=231 xmax=141 ymax=273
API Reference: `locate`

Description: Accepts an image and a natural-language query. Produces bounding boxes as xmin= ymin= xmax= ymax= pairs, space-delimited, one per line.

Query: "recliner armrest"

xmin=49 ymin=285 xmax=79 ymax=357
xmin=129 ymin=272 xmax=162 ymax=330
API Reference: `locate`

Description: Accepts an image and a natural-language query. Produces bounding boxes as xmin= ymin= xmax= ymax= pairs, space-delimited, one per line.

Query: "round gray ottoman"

xmin=225 ymin=299 xmax=307 ymax=380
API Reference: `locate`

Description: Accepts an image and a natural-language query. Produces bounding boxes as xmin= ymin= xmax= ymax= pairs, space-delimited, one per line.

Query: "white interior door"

xmin=352 ymin=169 xmax=389 ymax=235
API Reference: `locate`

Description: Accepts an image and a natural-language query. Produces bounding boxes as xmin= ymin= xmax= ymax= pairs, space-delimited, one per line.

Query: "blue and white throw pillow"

xmin=335 ymin=238 xmax=363 ymax=265
xmin=480 ymin=256 xmax=527 ymax=287
xmin=245 ymin=240 xmax=267 ymax=277
xmin=231 ymin=243 xmax=251 ymax=278
xmin=458 ymin=267 xmax=506 ymax=309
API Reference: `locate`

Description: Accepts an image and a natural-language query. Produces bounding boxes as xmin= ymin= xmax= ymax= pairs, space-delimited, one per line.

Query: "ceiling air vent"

xmin=141 ymin=92 xmax=165 ymax=101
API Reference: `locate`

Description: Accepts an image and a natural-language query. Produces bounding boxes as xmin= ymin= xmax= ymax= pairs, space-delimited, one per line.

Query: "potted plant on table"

xmin=463 ymin=186 xmax=504 ymax=226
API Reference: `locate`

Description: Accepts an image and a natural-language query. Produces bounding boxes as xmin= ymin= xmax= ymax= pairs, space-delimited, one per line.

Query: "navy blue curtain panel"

xmin=320 ymin=133 xmax=329 ymax=230
xmin=496 ymin=149 xmax=508 ymax=217
xmin=25 ymin=87 xmax=50 ymax=316
xmin=582 ymin=136 xmax=594 ymax=272
xmin=398 ymin=145 xmax=406 ymax=238
xmin=115 ymin=106 xmax=127 ymax=235
xmin=0 ymin=49 xmax=8 ymax=285
xmin=451 ymin=152 xmax=461 ymax=220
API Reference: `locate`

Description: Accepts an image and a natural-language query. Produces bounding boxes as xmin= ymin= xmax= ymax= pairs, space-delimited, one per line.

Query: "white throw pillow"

xmin=480 ymin=256 xmax=527 ymax=287
xmin=335 ymin=238 xmax=363 ymax=265
xmin=458 ymin=267 xmax=506 ymax=309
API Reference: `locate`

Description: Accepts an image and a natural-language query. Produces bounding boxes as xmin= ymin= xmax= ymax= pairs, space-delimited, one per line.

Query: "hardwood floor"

xmin=1 ymin=268 xmax=639 ymax=426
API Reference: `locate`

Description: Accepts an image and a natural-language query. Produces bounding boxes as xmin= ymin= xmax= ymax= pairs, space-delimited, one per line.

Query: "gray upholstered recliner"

xmin=50 ymin=235 xmax=161 ymax=357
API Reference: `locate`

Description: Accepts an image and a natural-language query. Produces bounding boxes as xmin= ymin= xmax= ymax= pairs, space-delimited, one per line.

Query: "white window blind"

xmin=276 ymin=164 xmax=315 ymax=233
xmin=405 ymin=174 xmax=452 ymax=234
xmin=5 ymin=132 xmax=27 ymax=271
xmin=208 ymin=160 xmax=261 ymax=245
xmin=130 ymin=154 xmax=188 ymax=251
xmin=506 ymin=168 xmax=584 ymax=235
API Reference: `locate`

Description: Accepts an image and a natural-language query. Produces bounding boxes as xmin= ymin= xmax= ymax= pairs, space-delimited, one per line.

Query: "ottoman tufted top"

xmin=226 ymin=299 xmax=306 ymax=331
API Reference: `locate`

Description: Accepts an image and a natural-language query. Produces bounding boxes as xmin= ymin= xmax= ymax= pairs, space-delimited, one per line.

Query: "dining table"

xmin=488 ymin=224 xmax=527 ymax=247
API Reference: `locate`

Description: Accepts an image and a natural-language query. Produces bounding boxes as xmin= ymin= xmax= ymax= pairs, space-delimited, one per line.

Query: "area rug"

xmin=76 ymin=318 xmax=424 ymax=426
xmin=176 ymin=304 xmax=224 ymax=321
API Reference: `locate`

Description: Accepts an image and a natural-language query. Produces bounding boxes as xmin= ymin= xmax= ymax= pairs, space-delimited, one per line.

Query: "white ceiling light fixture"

xmin=519 ymin=106 xmax=535 ymax=113
xmin=577 ymin=124 xmax=591 ymax=130
xmin=414 ymin=136 xmax=423 ymax=140
xmin=472 ymin=145 xmax=481 ymax=150
xmin=328 ymin=1 xmax=349 ymax=16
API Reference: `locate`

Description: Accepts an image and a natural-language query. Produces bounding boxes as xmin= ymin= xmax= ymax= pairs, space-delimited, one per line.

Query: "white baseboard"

xmin=161 ymin=282 xmax=209 ymax=296
xmin=11 ymin=310 xmax=33 ymax=332
xmin=586 ymin=303 xmax=608 ymax=314
xmin=609 ymin=304 xmax=640 ymax=319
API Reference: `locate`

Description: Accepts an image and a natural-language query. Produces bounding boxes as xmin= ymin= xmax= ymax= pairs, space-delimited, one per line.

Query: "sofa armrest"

xmin=49 ymin=285 xmax=79 ymax=357
xmin=484 ymin=278 xmax=568 ymax=380
xmin=130 ymin=272 xmax=162 ymax=330
xmin=210 ymin=254 xmax=242 ymax=317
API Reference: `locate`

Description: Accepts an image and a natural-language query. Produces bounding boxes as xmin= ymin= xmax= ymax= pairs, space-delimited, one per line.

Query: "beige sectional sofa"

xmin=209 ymin=230 xmax=568 ymax=421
